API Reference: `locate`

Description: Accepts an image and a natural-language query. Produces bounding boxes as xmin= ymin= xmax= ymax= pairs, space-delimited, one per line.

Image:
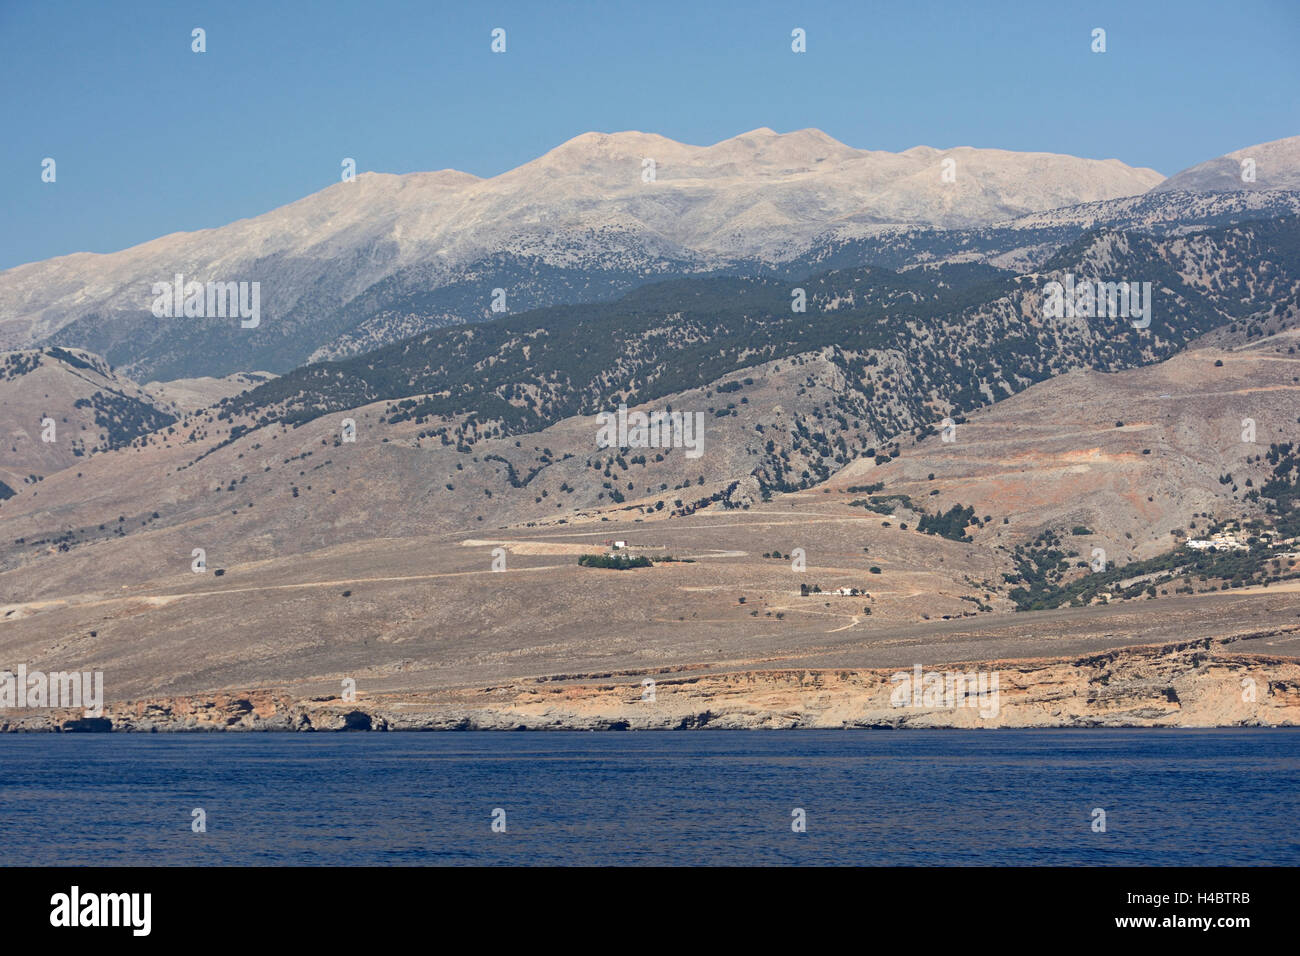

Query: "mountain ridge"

xmin=0 ymin=127 xmax=1169 ymax=377
xmin=3 ymin=131 xmax=1296 ymax=384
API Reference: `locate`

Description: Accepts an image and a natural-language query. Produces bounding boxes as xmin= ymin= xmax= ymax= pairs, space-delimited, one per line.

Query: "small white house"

xmin=612 ymin=540 xmax=627 ymax=549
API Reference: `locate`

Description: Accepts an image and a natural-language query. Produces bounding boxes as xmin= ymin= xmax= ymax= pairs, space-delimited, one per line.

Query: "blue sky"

xmin=2 ymin=0 xmax=1298 ymax=270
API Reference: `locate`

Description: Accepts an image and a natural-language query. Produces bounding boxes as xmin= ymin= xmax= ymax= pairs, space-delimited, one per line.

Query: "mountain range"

xmin=3 ymin=128 xmax=1300 ymax=730
xmin=0 ymin=127 xmax=1213 ymax=380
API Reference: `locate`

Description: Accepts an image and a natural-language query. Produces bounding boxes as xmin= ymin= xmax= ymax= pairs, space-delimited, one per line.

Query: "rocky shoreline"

xmin=3 ymin=634 xmax=1298 ymax=732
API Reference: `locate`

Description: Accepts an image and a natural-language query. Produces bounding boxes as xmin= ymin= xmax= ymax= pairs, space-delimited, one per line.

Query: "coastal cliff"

xmin=4 ymin=633 xmax=1298 ymax=732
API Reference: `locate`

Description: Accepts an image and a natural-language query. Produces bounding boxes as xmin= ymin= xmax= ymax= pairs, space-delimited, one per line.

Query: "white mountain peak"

xmin=1154 ymin=134 xmax=1300 ymax=193
xmin=0 ymin=127 xmax=1185 ymax=354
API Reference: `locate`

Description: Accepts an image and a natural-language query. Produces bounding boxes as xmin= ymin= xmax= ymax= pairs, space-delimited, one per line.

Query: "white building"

xmin=1187 ymin=533 xmax=1249 ymax=552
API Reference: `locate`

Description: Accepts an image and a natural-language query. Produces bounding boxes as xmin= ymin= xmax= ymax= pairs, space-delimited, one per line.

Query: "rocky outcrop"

xmin=2 ymin=635 xmax=1297 ymax=731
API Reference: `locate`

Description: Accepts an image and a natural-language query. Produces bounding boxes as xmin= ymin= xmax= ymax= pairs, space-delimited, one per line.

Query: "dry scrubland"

xmin=2 ymin=336 xmax=1300 ymax=729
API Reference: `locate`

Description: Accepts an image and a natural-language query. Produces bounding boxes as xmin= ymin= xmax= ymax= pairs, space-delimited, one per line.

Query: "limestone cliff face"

xmin=3 ymin=636 xmax=1297 ymax=731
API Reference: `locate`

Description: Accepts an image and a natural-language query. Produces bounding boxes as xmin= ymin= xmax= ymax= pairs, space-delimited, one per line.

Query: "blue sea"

xmin=1 ymin=729 xmax=1296 ymax=866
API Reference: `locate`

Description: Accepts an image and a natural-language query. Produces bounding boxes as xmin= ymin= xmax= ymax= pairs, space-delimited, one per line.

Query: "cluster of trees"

xmin=850 ymin=493 xmax=914 ymax=516
xmin=72 ymin=391 xmax=176 ymax=451
xmin=0 ymin=352 xmax=42 ymax=380
xmin=1261 ymin=442 xmax=1300 ymax=537
xmin=917 ymin=504 xmax=976 ymax=542
xmin=577 ymin=553 xmax=653 ymax=570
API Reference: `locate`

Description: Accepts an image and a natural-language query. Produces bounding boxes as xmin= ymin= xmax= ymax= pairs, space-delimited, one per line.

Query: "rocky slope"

xmin=833 ymin=345 xmax=1300 ymax=563
xmin=1152 ymin=135 xmax=1300 ymax=194
xmin=0 ymin=347 xmax=177 ymax=491
xmin=142 ymin=370 xmax=276 ymax=414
